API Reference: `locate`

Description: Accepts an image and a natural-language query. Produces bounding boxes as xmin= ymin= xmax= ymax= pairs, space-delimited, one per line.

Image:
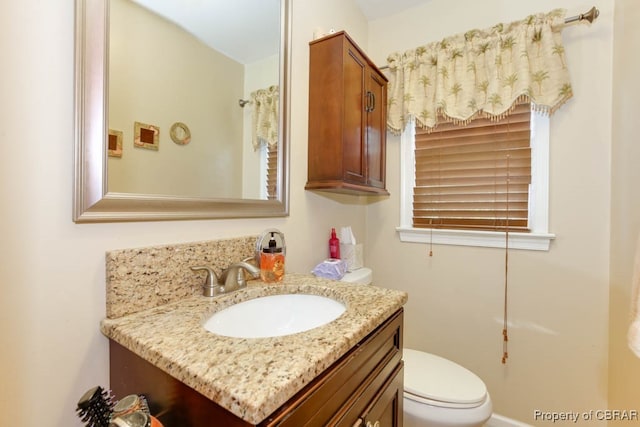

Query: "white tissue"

xmin=340 ymin=226 xmax=356 ymax=244
xmin=340 ymin=243 xmax=363 ymax=271
xmin=339 ymin=226 xmax=362 ymax=271
xmin=312 ymin=259 xmax=348 ymax=280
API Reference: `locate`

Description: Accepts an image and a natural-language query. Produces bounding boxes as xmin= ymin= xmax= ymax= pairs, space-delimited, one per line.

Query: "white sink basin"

xmin=203 ymin=294 xmax=346 ymax=338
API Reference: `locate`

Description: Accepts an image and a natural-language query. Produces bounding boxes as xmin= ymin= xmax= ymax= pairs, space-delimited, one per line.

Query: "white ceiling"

xmin=129 ymin=0 xmax=431 ymax=64
xmin=355 ymin=0 xmax=431 ymax=20
xmin=131 ymin=0 xmax=280 ymax=64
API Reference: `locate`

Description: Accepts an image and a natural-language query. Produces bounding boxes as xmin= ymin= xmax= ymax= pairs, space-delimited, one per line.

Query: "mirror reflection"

xmin=73 ymin=0 xmax=290 ymax=222
xmin=108 ymin=0 xmax=281 ymax=200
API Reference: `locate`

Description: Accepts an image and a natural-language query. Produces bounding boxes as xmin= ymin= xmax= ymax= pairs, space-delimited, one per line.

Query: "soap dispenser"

xmin=256 ymin=229 xmax=285 ymax=283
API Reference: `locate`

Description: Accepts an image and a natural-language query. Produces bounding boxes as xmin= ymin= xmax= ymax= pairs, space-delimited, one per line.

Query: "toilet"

xmin=403 ymin=349 xmax=492 ymax=427
xmin=340 ymin=267 xmax=373 ymax=284
xmin=341 ymin=269 xmax=493 ymax=427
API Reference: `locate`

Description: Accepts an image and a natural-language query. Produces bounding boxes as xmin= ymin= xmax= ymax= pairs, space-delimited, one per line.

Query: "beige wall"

xmin=3 ymin=0 xmax=637 ymax=426
xmin=366 ymin=0 xmax=614 ymax=425
xmin=0 ymin=0 xmax=369 ymax=426
xmin=108 ymin=0 xmax=244 ymax=198
xmin=609 ymin=0 xmax=640 ymax=424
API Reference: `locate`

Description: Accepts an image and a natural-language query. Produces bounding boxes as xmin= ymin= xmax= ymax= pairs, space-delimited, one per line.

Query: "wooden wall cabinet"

xmin=305 ymin=31 xmax=389 ymax=195
xmin=109 ymin=309 xmax=404 ymax=427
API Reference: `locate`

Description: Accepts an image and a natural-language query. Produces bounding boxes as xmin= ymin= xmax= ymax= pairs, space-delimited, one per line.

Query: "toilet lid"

xmin=403 ymin=349 xmax=487 ymax=406
xmin=340 ymin=267 xmax=372 ymax=284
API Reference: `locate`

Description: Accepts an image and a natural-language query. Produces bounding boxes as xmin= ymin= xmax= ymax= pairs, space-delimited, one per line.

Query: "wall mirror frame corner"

xmin=73 ymin=0 xmax=291 ymax=223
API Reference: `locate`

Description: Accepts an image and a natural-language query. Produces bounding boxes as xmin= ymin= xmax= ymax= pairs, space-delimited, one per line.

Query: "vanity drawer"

xmin=261 ymin=309 xmax=403 ymax=427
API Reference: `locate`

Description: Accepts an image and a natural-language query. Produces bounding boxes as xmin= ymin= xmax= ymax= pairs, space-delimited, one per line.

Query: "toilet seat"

xmin=404 ymin=390 xmax=482 ymax=409
xmin=403 ymin=349 xmax=488 ymax=409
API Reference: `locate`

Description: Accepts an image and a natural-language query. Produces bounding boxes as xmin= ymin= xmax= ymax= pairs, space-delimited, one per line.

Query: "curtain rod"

xmin=565 ymin=6 xmax=599 ymax=24
xmin=378 ymin=6 xmax=599 ymax=70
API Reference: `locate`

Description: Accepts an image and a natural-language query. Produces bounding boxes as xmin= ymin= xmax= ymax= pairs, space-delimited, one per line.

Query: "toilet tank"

xmin=340 ymin=267 xmax=372 ymax=284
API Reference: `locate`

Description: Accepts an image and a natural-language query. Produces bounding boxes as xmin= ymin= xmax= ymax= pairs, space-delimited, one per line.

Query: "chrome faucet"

xmin=190 ymin=266 xmax=223 ymax=297
xmin=190 ymin=260 xmax=260 ymax=297
xmin=218 ymin=260 xmax=260 ymax=292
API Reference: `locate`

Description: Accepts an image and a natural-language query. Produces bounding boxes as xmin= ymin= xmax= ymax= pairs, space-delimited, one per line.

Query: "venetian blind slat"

xmin=267 ymin=143 xmax=278 ymax=200
xmin=412 ymin=102 xmax=532 ymax=232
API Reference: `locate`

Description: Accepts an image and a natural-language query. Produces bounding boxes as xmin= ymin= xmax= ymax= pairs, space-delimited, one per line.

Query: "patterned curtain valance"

xmin=386 ymin=9 xmax=572 ymax=134
xmin=251 ymin=85 xmax=279 ymax=150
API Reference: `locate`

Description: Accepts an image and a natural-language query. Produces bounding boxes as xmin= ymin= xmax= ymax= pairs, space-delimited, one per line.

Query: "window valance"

xmin=251 ymin=85 xmax=279 ymax=150
xmin=386 ymin=9 xmax=572 ymax=134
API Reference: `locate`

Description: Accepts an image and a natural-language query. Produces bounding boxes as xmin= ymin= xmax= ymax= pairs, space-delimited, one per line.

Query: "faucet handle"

xmin=222 ymin=261 xmax=261 ymax=291
xmin=190 ymin=266 xmax=223 ymax=297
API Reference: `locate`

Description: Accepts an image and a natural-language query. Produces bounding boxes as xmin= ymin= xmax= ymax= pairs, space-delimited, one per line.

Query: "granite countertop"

xmin=101 ymin=273 xmax=407 ymax=424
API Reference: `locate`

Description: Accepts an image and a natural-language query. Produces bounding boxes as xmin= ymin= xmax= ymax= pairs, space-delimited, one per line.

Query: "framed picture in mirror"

xmin=108 ymin=129 xmax=123 ymax=158
xmin=134 ymin=121 xmax=159 ymax=150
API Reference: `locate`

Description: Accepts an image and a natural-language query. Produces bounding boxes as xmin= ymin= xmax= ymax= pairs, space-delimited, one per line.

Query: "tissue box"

xmin=340 ymin=243 xmax=363 ymax=272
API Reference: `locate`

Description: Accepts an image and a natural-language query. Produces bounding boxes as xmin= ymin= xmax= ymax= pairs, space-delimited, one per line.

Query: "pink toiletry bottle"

xmin=329 ymin=228 xmax=341 ymax=259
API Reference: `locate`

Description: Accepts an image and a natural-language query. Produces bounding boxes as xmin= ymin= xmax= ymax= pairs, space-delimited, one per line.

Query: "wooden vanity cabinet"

xmin=262 ymin=309 xmax=403 ymax=427
xmin=109 ymin=309 xmax=403 ymax=427
xmin=305 ymin=31 xmax=389 ymax=196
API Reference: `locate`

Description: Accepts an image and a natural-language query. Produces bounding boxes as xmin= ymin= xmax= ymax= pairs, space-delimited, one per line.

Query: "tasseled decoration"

xmin=502 ymin=328 xmax=509 ymax=364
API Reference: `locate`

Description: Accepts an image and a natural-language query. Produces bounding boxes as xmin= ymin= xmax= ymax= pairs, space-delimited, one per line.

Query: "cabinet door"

xmin=342 ymin=43 xmax=367 ymax=185
xmin=365 ymin=69 xmax=387 ymax=189
xmin=361 ymin=365 xmax=403 ymax=427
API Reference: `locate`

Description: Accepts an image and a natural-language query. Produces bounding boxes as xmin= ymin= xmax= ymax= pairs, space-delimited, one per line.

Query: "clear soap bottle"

xmin=260 ymin=232 xmax=285 ymax=282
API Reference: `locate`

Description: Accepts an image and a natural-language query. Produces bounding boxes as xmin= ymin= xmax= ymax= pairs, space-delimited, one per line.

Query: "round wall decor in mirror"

xmin=170 ymin=122 xmax=191 ymax=145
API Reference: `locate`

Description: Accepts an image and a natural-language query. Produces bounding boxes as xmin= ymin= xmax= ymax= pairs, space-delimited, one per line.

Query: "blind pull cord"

xmin=502 ymin=153 xmax=511 ymax=364
xmin=429 ymin=220 xmax=434 ymax=257
xmin=427 ymin=141 xmax=442 ymax=258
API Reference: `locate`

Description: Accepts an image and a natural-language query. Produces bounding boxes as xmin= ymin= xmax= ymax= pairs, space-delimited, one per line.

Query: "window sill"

xmin=396 ymin=227 xmax=555 ymax=251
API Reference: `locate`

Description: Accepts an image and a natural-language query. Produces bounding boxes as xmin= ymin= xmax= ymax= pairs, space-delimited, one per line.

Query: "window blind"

xmin=266 ymin=143 xmax=278 ymax=200
xmin=413 ymin=102 xmax=532 ymax=232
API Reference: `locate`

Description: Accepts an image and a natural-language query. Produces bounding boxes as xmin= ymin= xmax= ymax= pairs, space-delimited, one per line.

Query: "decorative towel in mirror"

xmin=251 ymin=85 xmax=280 ymax=149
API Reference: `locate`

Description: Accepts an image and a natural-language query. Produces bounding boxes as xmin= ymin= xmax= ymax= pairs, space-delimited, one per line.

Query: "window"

xmin=397 ymin=105 xmax=554 ymax=251
xmin=258 ymin=142 xmax=278 ymax=200
xmin=266 ymin=143 xmax=278 ymax=200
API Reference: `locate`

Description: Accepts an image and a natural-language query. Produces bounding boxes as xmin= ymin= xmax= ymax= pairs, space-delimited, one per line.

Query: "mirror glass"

xmin=73 ymin=0 xmax=290 ymax=222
